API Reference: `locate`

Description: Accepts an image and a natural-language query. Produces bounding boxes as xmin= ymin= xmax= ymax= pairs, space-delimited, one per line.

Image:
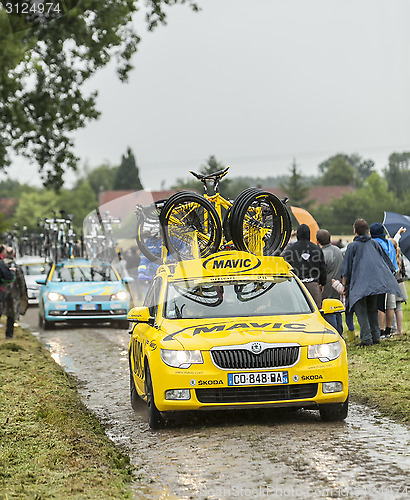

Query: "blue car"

xmin=37 ymin=258 xmax=133 ymax=329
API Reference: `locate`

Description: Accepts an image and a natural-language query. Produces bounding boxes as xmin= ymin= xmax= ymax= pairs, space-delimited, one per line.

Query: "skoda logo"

xmin=84 ymin=295 xmax=93 ymax=302
xmin=251 ymin=342 xmax=262 ymax=354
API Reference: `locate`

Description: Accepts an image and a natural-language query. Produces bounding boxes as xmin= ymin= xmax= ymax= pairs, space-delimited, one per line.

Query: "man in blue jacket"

xmin=341 ymin=219 xmax=402 ymax=346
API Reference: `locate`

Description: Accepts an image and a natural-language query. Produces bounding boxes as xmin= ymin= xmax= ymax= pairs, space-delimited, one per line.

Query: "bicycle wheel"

xmin=230 ymin=190 xmax=292 ymax=256
xmin=160 ymin=191 xmax=222 ymax=261
xmin=222 ymin=188 xmax=260 ymax=247
xmin=135 ymin=199 xmax=166 ymax=265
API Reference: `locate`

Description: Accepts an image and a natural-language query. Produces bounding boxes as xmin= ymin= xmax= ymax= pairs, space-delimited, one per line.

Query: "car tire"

xmin=145 ymin=363 xmax=165 ymax=430
xmin=43 ymin=318 xmax=54 ymax=330
xmin=129 ymin=354 xmax=140 ymax=412
xmin=116 ymin=320 xmax=129 ymax=329
xmin=38 ymin=314 xmax=44 ymax=328
xmin=319 ymin=397 xmax=349 ymax=422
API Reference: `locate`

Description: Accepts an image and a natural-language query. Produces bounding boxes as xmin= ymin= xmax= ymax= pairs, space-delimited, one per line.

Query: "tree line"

xmin=1 ymin=149 xmax=410 ymax=236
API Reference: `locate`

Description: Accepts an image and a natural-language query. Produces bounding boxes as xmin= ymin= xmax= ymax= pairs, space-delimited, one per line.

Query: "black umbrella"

xmin=383 ymin=211 xmax=410 ymax=260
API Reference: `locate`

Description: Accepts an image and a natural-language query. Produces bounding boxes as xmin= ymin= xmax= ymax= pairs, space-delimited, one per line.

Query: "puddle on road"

xmin=21 ymin=309 xmax=410 ymax=500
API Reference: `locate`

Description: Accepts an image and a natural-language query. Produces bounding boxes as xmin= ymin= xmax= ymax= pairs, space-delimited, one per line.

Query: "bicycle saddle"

xmin=189 ymin=166 xmax=230 ymax=182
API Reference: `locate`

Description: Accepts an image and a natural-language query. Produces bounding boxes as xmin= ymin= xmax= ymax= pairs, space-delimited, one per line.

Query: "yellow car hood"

xmin=158 ymin=314 xmax=337 ymax=350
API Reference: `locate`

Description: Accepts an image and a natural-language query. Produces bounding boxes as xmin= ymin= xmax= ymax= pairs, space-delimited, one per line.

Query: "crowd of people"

xmin=281 ymin=219 xmax=407 ymax=346
xmin=2 ymin=216 xmax=407 ymax=345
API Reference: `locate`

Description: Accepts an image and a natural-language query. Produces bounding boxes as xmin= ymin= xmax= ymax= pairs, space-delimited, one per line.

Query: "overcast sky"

xmin=10 ymin=0 xmax=410 ymax=189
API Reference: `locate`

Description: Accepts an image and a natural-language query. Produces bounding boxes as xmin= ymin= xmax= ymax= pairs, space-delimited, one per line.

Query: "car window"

xmin=23 ymin=264 xmax=50 ymax=276
xmin=143 ymin=278 xmax=162 ymax=319
xmin=164 ymin=278 xmax=313 ymax=319
xmin=51 ymin=264 xmax=118 ymax=282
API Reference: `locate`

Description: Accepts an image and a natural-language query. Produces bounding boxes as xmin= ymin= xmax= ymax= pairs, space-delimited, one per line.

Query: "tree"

xmin=13 ymin=182 xmax=97 ymax=231
xmin=383 ymin=152 xmax=410 ymax=198
xmin=318 ymin=153 xmax=375 ymax=185
xmin=321 ymin=157 xmax=356 ymax=186
xmin=113 ymin=148 xmax=143 ymax=190
xmin=280 ymin=160 xmax=311 ymax=208
xmin=171 ymin=155 xmax=240 ymax=196
xmin=0 ymin=0 xmax=199 ymax=190
xmin=312 ymin=173 xmax=396 ymax=234
xmin=76 ymin=163 xmax=119 ymax=196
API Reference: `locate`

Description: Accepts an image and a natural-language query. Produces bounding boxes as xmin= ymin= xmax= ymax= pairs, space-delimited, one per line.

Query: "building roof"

xmin=264 ymin=185 xmax=354 ymax=206
xmin=97 ymin=190 xmax=179 ymax=219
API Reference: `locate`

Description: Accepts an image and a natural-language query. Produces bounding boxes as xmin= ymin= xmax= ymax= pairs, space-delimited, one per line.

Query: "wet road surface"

xmin=21 ymin=308 xmax=410 ymax=499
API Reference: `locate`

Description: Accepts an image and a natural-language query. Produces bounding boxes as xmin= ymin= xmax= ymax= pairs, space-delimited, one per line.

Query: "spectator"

xmin=0 ymin=245 xmax=16 ymax=321
xmin=3 ymin=247 xmax=26 ymax=338
xmin=316 ymin=229 xmax=344 ymax=335
xmin=391 ymin=238 xmax=407 ymax=336
xmin=370 ymin=222 xmax=399 ymax=339
xmin=341 ymin=219 xmax=401 ymax=346
xmin=281 ymin=224 xmax=326 ymax=308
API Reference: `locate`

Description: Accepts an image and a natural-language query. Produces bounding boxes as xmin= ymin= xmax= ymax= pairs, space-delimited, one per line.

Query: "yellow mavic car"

xmin=128 ymin=251 xmax=348 ymax=429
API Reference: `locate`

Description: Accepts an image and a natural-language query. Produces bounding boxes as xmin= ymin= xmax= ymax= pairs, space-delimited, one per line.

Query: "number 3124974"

xmin=5 ymin=2 xmax=61 ymax=14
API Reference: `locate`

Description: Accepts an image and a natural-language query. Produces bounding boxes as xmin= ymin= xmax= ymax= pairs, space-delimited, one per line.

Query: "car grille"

xmin=64 ymin=309 xmax=126 ymax=316
xmin=211 ymin=346 xmax=300 ymax=369
xmin=196 ymin=383 xmax=318 ymax=404
xmin=65 ymin=295 xmax=111 ymax=302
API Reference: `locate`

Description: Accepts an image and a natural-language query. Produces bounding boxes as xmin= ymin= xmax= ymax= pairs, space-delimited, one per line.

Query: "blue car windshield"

xmin=51 ymin=264 xmax=118 ymax=282
xmin=164 ymin=277 xmax=313 ymax=319
xmin=22 ymin=264 xmax=50 ymax=276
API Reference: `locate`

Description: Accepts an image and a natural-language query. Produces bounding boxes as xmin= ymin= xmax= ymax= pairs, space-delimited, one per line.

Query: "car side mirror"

xmin=122 ymin=276 xmax=134 ymax=283
xmin=127 ymin=306 xmax=153 ymax=324
xmin=36 ymin=277 xmax=46 ymax=285
xmin=320 ymin=298 xmax=345 ymax=315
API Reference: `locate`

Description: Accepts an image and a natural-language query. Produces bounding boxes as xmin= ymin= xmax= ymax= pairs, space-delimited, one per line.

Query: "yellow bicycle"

xmin=159 ymin=167 xmax=292 ymax=261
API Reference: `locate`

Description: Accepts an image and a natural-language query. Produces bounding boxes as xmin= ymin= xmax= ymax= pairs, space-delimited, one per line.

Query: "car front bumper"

xmin=44 ymin=300 xmax=129 ymax=321
xmin=147 ymin=350 xmax=348 ymax=412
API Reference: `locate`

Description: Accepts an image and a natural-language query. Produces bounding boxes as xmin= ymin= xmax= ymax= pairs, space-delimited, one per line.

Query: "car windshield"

xmin=164 ymin=277 xmax=313 ymax=319
xmin=22 ymin=264 xmax=50 ymax=276
xmin=51 ymin=264 xmax=118 ymax=282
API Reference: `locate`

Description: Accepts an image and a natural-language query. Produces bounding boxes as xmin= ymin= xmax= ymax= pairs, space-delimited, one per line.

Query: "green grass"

xmin=346 ymin=281 xmax=410 ymax=424
xmin=0 ymin=327 xmax=132 ymax=499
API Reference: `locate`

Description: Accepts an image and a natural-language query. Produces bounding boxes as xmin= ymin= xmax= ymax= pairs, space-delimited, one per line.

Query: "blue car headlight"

xmin=47 ymin=292 xmax=66 ymax=302
xmin=110 ymin=290 xmax=128 ymax=301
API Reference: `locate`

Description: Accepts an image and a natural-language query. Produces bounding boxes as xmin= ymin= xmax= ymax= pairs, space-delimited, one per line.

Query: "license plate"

xmin=228 ymin=371 xmax=289 ymax=386
xmin=80 ymin=303 xmax=97 ymax=311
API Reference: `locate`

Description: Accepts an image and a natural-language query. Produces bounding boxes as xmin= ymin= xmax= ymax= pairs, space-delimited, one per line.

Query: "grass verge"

xmin=346 ymin=281 xmax=410 ymax=424
xmin=347 ymin=334 xmax=410 ymax=423
xmin=0 ymin=326 xmax=132 ymax=499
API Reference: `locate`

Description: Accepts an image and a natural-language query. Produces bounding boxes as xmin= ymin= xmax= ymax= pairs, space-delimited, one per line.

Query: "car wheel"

xmin=319 ymin=397 xmax=349 ymax=422
xmin=117 ymin=320 xmax=129 ymax=329
xmin=43 ymin=318 xmax=54 ymax=330
xmin=145 ymin=363 xmax=165 ymax=430
xmin=38 ymin=314 xmax=44 ymax=328
xmin=129 ymin=354 xmax=140 ymax=411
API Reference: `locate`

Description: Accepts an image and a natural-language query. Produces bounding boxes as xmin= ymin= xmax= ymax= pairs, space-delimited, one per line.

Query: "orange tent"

xmin=290 ymin=206 xmax=320 ymax=244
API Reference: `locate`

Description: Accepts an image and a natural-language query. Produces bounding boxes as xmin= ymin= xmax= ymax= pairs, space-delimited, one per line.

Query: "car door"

xmin=130 ymin=277 xmax=163 ymax=395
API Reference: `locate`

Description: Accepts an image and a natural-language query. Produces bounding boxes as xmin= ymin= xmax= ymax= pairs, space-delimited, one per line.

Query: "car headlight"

xmin=160 ymin=349 xmax=203 ymax=369
xmin=111 ymin=290 xmax=128 ymax=301
xmin=307 ymin=341 xmax=342 ymax=362
xmin=47 ymin=292 xmax=66 ymax=302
